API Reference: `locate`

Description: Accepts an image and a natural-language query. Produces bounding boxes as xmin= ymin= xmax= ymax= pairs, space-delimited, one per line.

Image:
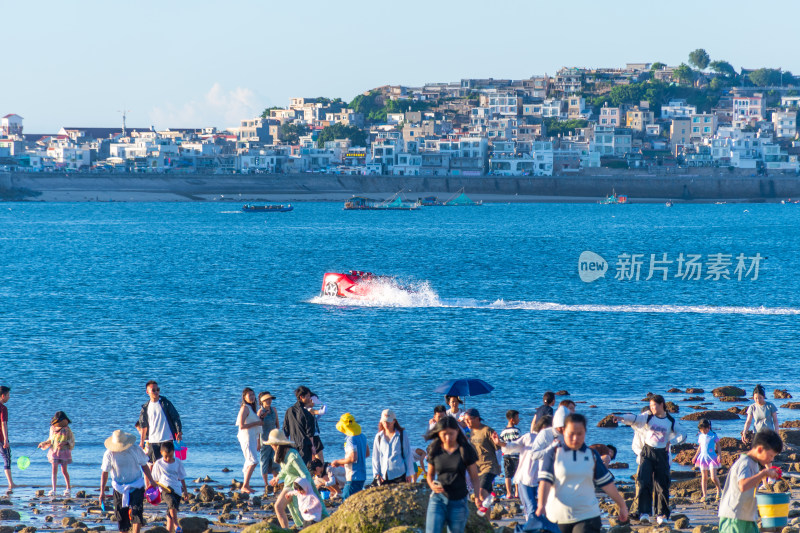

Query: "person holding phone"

xmin=424 ymin=416 xmax=485 ymax=533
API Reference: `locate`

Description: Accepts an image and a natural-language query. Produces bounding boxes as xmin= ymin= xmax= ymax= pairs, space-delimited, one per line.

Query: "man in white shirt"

xmin=100 ymin=430 xmax=155 ymax=533
xmin=137 ymin=380 xmax=183 ymax=464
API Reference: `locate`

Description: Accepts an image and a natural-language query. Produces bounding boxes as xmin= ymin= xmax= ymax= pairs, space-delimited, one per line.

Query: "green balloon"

xmin=17 ymin=456 xmax=30 ymax=470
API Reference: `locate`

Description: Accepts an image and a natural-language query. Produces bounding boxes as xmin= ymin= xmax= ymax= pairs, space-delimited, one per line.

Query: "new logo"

xmin=578 ymin=251 xmax=607 ymax=283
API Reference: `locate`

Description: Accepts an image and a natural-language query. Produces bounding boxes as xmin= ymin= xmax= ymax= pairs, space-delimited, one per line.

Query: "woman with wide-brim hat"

xmin=265 ymin=428 xmax=328 ymax=528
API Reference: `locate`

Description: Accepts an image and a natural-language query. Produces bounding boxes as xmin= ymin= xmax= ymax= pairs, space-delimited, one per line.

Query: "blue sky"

xmin=3 ymin=0 xmax=799 ymax=133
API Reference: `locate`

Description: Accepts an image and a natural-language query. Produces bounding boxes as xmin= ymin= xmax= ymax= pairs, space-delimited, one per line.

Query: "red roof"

xmin=3 ymin=114 xmax=22 ymax=119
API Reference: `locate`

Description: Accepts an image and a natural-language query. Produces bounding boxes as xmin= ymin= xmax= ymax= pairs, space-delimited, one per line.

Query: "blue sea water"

xmin=1 ymin=201 xmax=799 ymax=488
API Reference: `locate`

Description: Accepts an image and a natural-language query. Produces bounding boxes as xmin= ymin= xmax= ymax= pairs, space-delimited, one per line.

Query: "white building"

xmin=392 ymin=153 xmax=422 ymax=175
xmin=772 ymin=110 xmax=797 ymax=139
xmin=660 ymin=99 xmax=697 ymax=119
xmin=531 ymin=141 xmax=554 ymax=175
xmin=0 ymin=114 xmax=23 ymax=137
xmin=541 ymin=99 xmax=565 ymax=119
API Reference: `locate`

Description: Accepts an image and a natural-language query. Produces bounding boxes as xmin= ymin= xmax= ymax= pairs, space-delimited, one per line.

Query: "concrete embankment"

xmin=2 ymin=169 xmax=800 ymax=202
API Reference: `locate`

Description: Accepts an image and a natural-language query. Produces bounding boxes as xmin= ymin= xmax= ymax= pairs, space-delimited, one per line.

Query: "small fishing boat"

xmin=665 ymin=200 xmax=673 ymax=207
xmin=420 ymin=189 xmax=482 ymax=206
xmin=419 ymin=196 xmax=444 ymax=206
xmin=599 ymin=190 xmax=628 ymax=204
xmin=344 ymin=193 xmax=420 ymax=210
xmin=242 ymin=204 xmax=293 ymax=212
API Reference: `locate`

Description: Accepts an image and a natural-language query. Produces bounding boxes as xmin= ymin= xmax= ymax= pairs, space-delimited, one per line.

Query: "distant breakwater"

xmin=2 ymin=169 xmax=800 ymax=202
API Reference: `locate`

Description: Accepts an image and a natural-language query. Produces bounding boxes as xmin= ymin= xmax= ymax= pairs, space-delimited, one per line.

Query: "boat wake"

xmin=310 ymin=282 xmax=800 ymax=315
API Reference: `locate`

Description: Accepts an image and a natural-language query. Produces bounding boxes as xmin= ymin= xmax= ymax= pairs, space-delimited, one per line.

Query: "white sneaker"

xmin=47 ymin=490 xmax=55 ymax=497
xmin=657 ymin=516 xmax=669 ymax=526
xmin=639 ymin=514 xmax=650 ymax=523
xmin=63 ymin=489 xmax=71 ymax=497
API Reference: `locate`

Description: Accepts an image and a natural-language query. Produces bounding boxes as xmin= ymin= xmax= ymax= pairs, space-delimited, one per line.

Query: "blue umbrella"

xmin=434 ymin=378 xmax=494 ymax=398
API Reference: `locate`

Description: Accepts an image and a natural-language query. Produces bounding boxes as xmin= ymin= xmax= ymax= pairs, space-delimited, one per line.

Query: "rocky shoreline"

xmin=2 ymin=384 xmax=799 ymax=533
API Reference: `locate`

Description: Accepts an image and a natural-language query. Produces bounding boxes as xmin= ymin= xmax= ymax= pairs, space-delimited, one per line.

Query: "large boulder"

xmin=681 ymin=410 xmax=740 ymax=421
xmin=713 ymin=386 xmax=746 ymax=398
xmin=686 ymin=388 xmax=705 ymax=394
xmin=674 ymin=449 xmax=697 ymax=466
xmin=197 ymin=484 xmax=216 ymax=503
xmin=780 ymin=430 xmax=800 ymax=446
xmin=177 ymin=516 xmax=210 ymax=533
xmin=0 ymin=509 xmax=20 ymax=521
xmin=242 ymin=522 xmax=292 ymax=533
xmin=781 ymin=421 xmax=800 ymax=429
xmin=303 ymin=483 xmax=493 ymax=533
xmin=775 ymin=390 xmax=793 ymax=399
xmin=666 ymin=402 xmax=680 ymax=413
xmin=597 ymin=415 xmax=618 ymax=428
xmin=718 ymin=437 xmax=747 ymax=452
xmin=781 ymin=403 xmax=800 ymax=410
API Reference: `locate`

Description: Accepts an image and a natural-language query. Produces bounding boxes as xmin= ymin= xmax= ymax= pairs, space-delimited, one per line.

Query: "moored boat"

xmin=344 ymin=193 xmax=420 ymax=210
xmin=599 ymin=190 xmax=628 ymax=204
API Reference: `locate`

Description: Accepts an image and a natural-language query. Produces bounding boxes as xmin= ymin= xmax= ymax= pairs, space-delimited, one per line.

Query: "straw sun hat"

xmin=104 ymin=430 xmax=137 ymax=452
xmin=264 ymin=428 xmax=295 ymax=446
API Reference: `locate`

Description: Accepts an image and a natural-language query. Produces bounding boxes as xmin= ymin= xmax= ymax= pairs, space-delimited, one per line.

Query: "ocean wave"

xmin=309 ymin=282 xmax=800 ymax=315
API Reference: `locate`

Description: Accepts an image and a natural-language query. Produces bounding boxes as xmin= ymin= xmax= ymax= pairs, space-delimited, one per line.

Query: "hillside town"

xmin=2 ymin=53 xmax=800 ymax=176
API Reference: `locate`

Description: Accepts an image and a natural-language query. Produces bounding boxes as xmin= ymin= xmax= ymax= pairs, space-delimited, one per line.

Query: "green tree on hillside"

xmin=688 ymin=49 xmax=710 ymax=70
xmin=279 ymin=123 xmax=308 ymax=144
xmin=709 ymin=60 xmax=736 ymax=78
xmin=544 ymin=118 xmax=588 ymax=137
xmin=748 ymin=68 xmax=784 ymax=87
xmin=651 ymin=62 xmax=666 ymax=71
xmin=316 ymin=123 xmax=367 ymax=148
xmin=674 ymin=63 xmax=695 ymax=85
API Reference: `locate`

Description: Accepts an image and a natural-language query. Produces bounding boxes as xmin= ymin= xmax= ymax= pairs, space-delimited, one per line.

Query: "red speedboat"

xmin=320 ymin=271 xmax=383 ymax=298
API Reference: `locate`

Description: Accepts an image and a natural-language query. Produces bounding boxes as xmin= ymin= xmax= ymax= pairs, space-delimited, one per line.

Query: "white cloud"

xmin=148 ymin=83 xmax=261 ymax=129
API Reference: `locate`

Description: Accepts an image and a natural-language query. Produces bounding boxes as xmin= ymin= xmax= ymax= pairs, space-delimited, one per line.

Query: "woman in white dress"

xmin=237 ymin=387 xmax=262 ymax=493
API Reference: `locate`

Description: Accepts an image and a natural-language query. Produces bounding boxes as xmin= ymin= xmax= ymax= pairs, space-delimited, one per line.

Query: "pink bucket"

xmin=174 ymin=441 xmax=187 ymax=461
xmin=145 ymin=486 xmax=161 ymax=505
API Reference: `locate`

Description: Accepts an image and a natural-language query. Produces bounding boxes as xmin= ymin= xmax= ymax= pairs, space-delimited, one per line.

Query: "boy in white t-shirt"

xmin=151 ymin=441 xmax=188 ymax=533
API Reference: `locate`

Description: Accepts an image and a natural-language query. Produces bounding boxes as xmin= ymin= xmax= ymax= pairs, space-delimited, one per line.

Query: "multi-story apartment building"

xmin=689 ymin=113 xmax=718 ymax=140
xmin=732 ymin=93 xmax=765 ymax=126
xmin=772 ymin=110 xmax=797 ymax=139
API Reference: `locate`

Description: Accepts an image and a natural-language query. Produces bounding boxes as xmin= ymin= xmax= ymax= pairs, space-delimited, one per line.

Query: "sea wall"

xmin=2 ymin=168 xmax=800 ymax=202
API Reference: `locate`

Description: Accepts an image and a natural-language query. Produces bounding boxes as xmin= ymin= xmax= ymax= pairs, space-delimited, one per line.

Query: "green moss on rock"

xmin=303 ymin=484 xmax=493 ymax=533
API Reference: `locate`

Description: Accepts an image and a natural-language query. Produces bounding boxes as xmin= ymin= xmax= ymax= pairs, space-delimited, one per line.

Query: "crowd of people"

xmin=0 ymin=383 xmax=788 ymax=533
